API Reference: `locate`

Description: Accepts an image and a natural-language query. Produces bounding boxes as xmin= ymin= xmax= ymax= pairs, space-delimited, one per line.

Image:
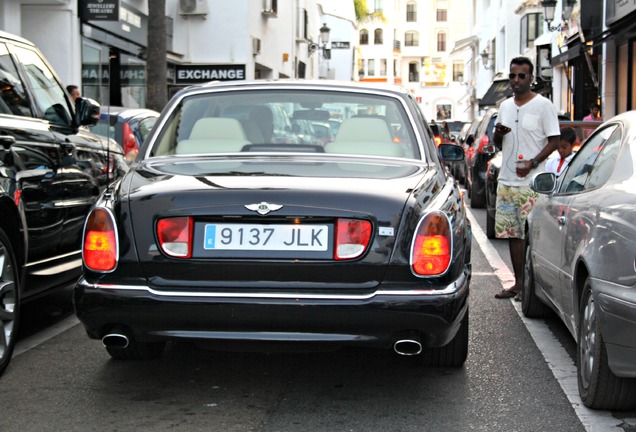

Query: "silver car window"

xmin=559 ymin=124 xmax=618 ymax=194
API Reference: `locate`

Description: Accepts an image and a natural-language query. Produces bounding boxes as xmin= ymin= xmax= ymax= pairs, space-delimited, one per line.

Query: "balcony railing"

xmin=393 ymin=40 xmax=401 ymax=51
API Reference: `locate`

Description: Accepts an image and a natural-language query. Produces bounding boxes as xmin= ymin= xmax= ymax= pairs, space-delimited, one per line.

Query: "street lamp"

xmin=562 ymin=0 xmax=576 ymax=20
xmin=480 ymin=49 xmax=493 ymax=70
xmin=308 ymin=23 xmax=331 ymax=58
xmin=541 ymin=0 xmax=561 ymax=31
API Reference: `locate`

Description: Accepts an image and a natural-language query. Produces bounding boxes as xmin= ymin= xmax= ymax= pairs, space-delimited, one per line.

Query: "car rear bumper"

xmin=594 ymin=280 xmax=636 ymax=377
xmin=74 ymin=269 xmax=470 ymax=351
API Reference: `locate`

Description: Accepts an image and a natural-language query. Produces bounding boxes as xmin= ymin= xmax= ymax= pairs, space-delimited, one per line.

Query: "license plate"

xmin=203 ymin=223 xmax=329 ymax=251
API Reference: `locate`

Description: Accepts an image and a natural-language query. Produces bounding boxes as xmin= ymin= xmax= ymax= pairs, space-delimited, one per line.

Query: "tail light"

xmin=157 ymin=217 xmax=193 ymax=258
xmin=122 ymin=122 xmax=139 ymax=161
xmin=411 ymin=211 xmax=452 ymax=276
xmin=434 ymin=135 xmax=442 ymax=146
xmin=477 ymin=134 xmax=489 ymax=154
xmin=335 ymin=218 xmax=372 ymax=260
xmin=83 ymin=208 xmax=118 ymax=272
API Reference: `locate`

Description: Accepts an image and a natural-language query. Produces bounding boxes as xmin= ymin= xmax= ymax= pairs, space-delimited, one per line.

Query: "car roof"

xmin=100 ymin=106 xmax=160 ymax=118
xmin=0 ymin=30 xmax=35 ymax=46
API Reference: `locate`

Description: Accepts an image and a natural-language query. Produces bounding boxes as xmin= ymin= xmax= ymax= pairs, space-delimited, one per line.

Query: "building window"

xmin=360 ymin=29 xmax=369 ymax=45
xmin=437 ymin=32 xmax=447 ymax=52
xmin=436 ymin=104 xmax=451 ymax=120
xmin=520 ymin=13 xmax=543 ymax=51
xmin=368 ymin=59 xmax=376 ymax=76
xmin=409 ymin=62 xmax=419 ymax=82
xmin=453 ymin=61 xmax=464 ymax=81
xmin=437 ymin=9 xmax=447 ymax=22
xmin=407 ymin=2 xmax=417 ymax=21
xmin=405 ymin=31 xmax=419 ymax=47
xmin=380 ymin=59 xmax=387 ymax=76
xmin=374 ymin=0 xmax=383 ymax=13
xmin=374 ymin=28 xmax=383 ymax=45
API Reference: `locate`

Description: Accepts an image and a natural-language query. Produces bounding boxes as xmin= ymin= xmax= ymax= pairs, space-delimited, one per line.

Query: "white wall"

xmin=21 ymin=3 xmax=81 ymax=87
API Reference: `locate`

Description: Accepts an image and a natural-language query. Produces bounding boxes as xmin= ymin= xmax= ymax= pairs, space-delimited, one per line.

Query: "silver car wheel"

xmin=0 ymin=228 xmax=19 ymax=375
xmin=579 ymin=293 xmax=596 ymax=389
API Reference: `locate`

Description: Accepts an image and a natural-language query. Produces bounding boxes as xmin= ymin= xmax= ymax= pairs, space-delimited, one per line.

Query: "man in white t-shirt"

xmin=492 ymin=57 xmax=561 ymax=300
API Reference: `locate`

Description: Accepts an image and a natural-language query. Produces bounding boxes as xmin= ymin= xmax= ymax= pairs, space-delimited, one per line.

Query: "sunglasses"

xmin=508 ymin=73 xmax=529 ymax=80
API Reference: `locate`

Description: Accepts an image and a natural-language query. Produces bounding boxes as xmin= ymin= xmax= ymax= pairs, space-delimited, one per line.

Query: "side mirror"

xmin=531 ymin=172 xmax=557 ymax=194
xmin=465 ymin=135 xmax=475 ymax=146
xmin=482 ymin=144 xmax=497 ymax=154
xmin=75 ymin=97 xmax=101 ymax=127
xmin=438 ymin=143 xmax=464 ymax=161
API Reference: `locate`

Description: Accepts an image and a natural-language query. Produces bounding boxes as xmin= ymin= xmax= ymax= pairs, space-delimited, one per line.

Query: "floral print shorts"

xmin=495 ymin=184 xmax=539 ymax=239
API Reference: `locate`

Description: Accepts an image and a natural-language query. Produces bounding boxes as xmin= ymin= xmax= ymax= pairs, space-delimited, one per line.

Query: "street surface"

xmin=2 ymin=194 xmax=636 ymax=432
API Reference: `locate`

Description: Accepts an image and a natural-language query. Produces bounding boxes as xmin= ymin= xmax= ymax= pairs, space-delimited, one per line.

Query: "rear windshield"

xmin=150 ymin=89 xmax=421 ymax=160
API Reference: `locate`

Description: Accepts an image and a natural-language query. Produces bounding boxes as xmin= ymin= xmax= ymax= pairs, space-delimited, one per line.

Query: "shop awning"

xmin=551 ymin=44 xmax=581 ymax=66
xmin=450 ymin=35 xmax=478 ymax=56
xmin=533 ymin=32 xmax=553 ymax=47
xmin=478 ymin=79 xmax=512 ymax=107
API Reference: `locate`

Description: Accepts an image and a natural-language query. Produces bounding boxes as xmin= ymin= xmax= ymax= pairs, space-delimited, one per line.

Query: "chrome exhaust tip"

xmin=393 ymin=336 xmax=423 ymax=356
xmin=102 ymin=333 xmax=129 ymax=349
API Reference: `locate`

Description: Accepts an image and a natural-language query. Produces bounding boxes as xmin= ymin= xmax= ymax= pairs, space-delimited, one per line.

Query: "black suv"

xmin=0 ymin=30 xmax=127 ymax=375
xmin=467 ymin=110 xmax=498 ymax=208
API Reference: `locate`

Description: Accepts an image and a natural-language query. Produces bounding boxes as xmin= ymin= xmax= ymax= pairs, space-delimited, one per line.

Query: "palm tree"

xmin=146 ymin=0 xmax=168 ymax=112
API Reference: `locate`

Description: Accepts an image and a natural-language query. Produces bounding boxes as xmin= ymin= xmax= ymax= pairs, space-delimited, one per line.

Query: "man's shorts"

xmin=495 ymin=184 xmax=540 ymax=239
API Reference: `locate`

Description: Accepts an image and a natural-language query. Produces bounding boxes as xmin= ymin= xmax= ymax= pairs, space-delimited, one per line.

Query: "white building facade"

xmin=0 ymin=0 xmax=357 ymax=109
xmin=357 ymin=0 xmax=473 ymax=122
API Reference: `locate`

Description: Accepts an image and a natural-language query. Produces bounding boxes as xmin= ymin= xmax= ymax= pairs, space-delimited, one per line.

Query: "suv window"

xmin=0 ymin=42 xmax=32 ymax=116
xmin=11 ymin=44 xmax=72 ymax=126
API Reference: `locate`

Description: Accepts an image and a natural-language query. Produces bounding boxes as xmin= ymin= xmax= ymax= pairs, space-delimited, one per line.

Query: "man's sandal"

xmin=495 ymin=289 xmax=519 ymax=299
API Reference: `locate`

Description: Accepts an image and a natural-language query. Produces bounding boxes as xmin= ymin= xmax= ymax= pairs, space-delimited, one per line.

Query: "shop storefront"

xmin=79 ymin=0 xmax=174 ymax=108
xmin=605 ymin=1 xmax=636 ymax=114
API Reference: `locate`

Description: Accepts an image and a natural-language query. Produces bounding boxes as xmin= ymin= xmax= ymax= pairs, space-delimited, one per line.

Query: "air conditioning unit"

xmin=179 ymin=0 xmax=208 ymax=16
xmin=262 ymin=0 xmax=278 ymax=16
xmin=252 ymin=38 xmax=261 ymax=55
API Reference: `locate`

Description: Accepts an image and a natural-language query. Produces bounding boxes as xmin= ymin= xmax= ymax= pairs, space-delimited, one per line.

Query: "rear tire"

xmin=419 ymin=308 xmax=469 ymax=367
xmin=470 ymin=183 xmax=485 ymax=208
xmin=106 ymin=339 xmax=166 ymax=360
xmin=577 ymin=280 xmax=636 ymax=410
xmin=521 ymin=239 xmax=550 ymax=318
xmin=0 ymin=227 xmax=20 ymax=377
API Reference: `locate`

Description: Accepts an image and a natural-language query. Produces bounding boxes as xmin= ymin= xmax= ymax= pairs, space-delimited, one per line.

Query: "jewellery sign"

xmin=79 ymin=0 xmax=120 ymax=22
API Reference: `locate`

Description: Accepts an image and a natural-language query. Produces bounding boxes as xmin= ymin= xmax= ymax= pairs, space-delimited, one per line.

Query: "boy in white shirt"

xmin=545 ymin=127 xmax=576 ymax=176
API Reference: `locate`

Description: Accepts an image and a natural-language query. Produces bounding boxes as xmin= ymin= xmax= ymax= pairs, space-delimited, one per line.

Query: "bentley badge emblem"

xmin=245 ymin=202 xmax=283 ymax=215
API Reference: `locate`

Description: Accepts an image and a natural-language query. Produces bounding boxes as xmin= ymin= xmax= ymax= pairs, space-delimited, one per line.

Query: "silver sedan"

xmin=522 ymin=111 xmax=636 ymax=410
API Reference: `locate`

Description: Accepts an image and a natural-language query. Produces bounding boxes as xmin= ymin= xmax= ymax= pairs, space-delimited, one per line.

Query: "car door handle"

xmin=557 ymin=216 xmax=567 ymax=225
xmin=0 ymin=135 xmax=16 ymax=149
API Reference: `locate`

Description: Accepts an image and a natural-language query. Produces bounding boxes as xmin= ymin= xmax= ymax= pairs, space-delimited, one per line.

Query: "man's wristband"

xmin=530 ymin=158 xmax=539 ymax=169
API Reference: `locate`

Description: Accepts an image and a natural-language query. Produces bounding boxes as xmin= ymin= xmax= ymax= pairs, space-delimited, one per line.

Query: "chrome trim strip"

xmin=80 ymin=278 xmax=466 ymax=300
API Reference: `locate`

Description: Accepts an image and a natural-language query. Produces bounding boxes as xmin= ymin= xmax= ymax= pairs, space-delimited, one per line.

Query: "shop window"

xmin=409 ymin=62 xmax=419 ymax=82
xmin=380 ymin=59 xmax=387 ymax=76
xmin=453 ymin=61 xmax=464 ymax=81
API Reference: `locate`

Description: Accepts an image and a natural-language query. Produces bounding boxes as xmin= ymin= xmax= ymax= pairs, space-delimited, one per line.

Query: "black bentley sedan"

xmin=74 ymin=81 xmax=472 ymax=366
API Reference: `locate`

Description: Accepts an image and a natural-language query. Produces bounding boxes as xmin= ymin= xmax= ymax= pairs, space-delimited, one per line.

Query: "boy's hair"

xmin=510 ymin=57 xmax=534 ymax=75
xmin=560 ymin=127 xmax=577 ymax=145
